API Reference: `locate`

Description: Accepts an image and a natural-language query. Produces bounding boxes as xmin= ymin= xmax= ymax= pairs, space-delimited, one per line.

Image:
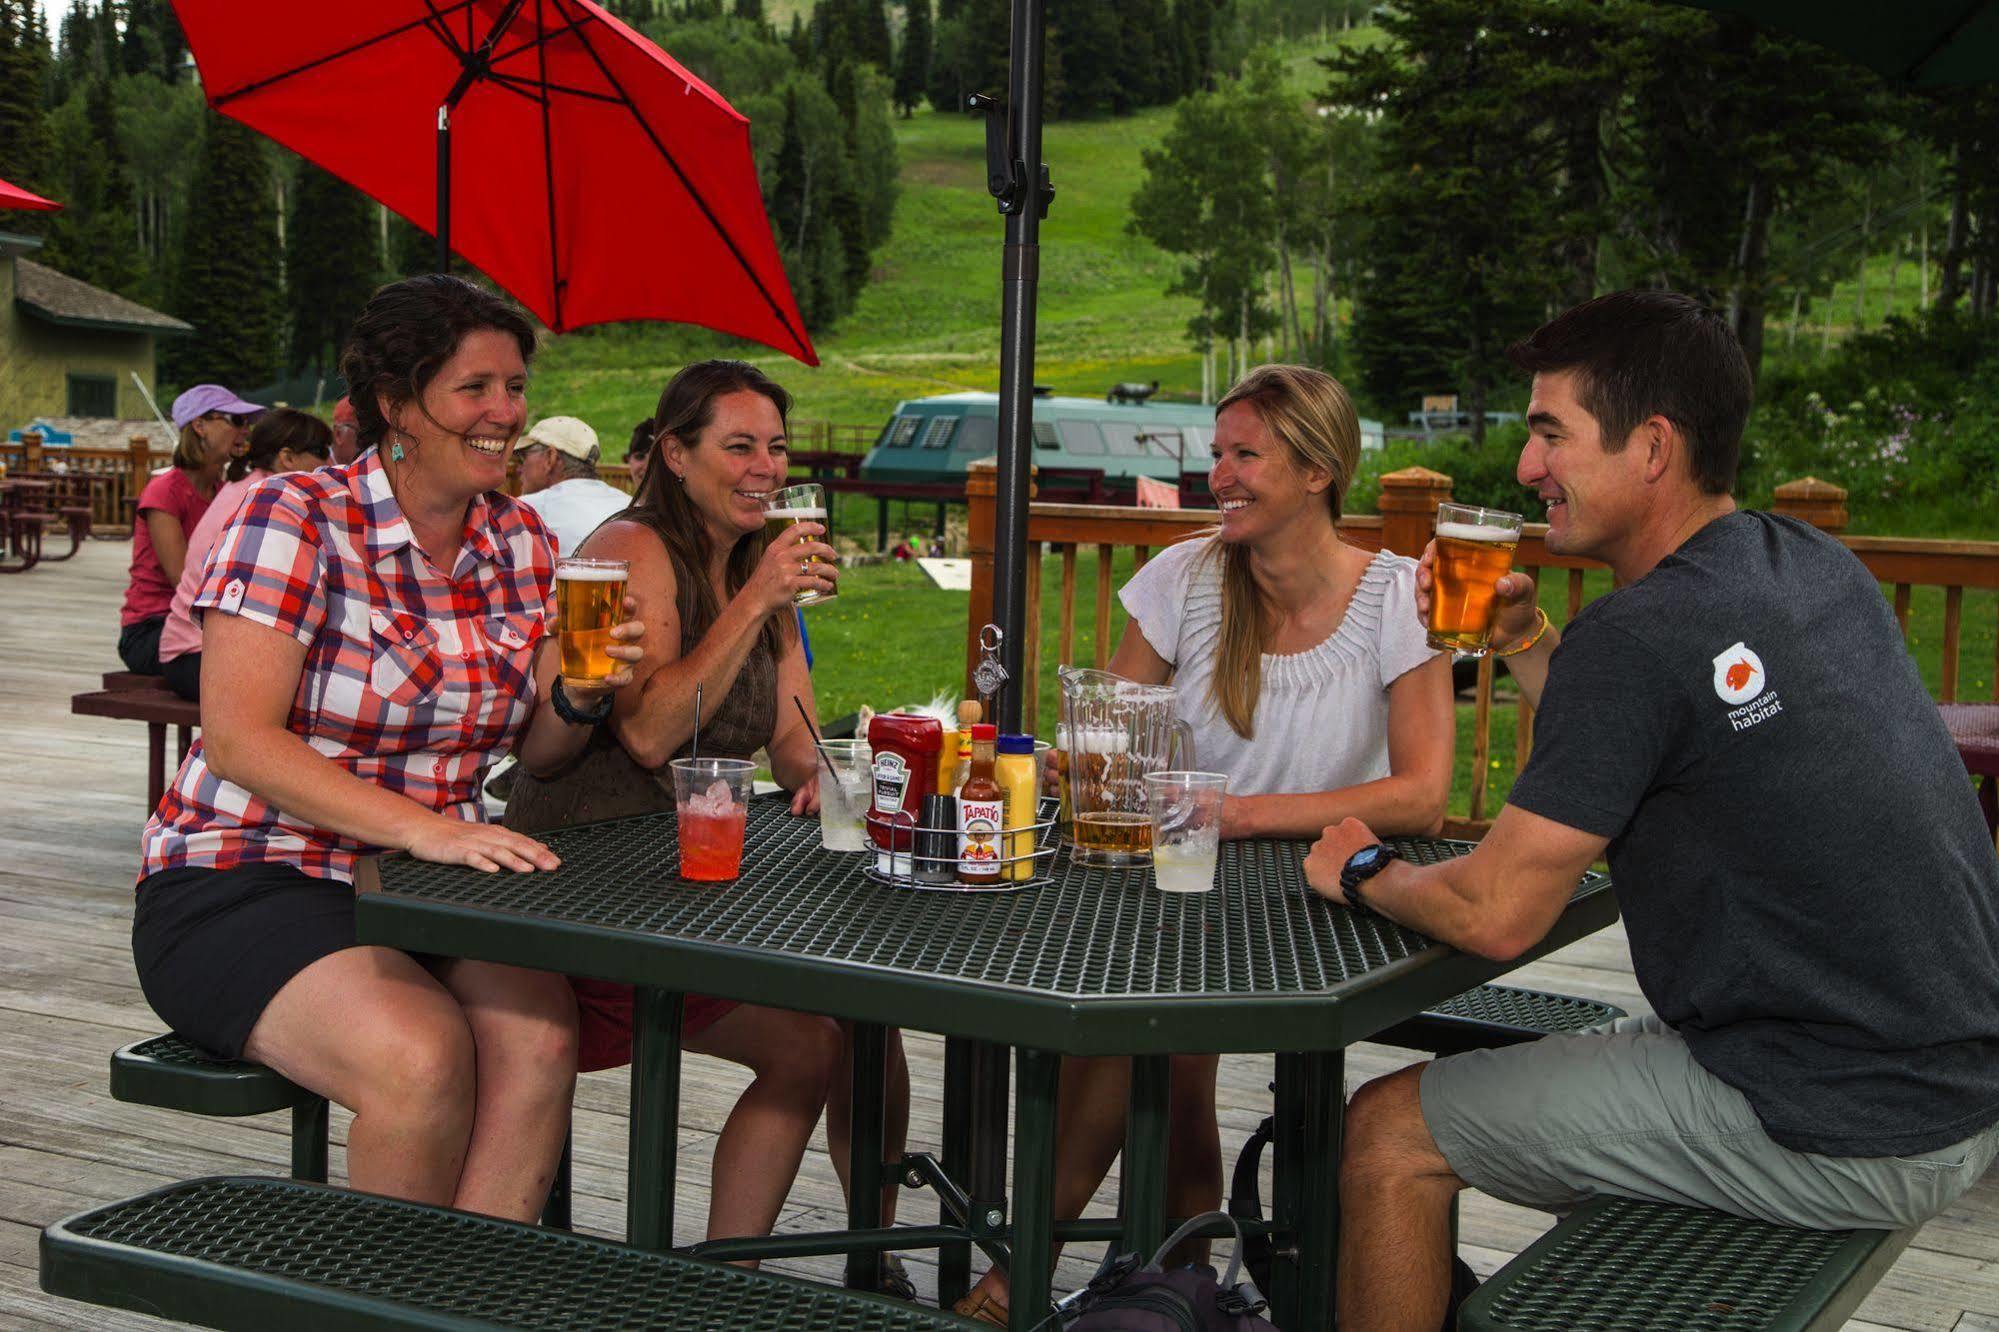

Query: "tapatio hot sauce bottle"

xmin=866 ymin=712 xmax=941 ymax=876
xmin=956 ymin=724 xmax=1005 ymax=886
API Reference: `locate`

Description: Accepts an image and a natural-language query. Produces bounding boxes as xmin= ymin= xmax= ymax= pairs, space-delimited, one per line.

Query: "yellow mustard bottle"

xmin=995 ymin=732 xmax=1039 ymax=881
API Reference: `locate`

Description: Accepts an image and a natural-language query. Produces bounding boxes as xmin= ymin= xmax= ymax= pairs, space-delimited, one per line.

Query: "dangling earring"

xmin=389 ymin=432 xmax=405 ymax=463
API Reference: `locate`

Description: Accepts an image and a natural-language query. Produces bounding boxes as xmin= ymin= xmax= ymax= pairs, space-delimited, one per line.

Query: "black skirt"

xmin=132 ymin=863 xmax=360 ymax=1060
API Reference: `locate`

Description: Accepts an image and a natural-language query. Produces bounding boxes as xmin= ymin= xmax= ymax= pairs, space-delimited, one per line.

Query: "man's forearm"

xmin=1350 ymin=857 xmax=1499 ymax=957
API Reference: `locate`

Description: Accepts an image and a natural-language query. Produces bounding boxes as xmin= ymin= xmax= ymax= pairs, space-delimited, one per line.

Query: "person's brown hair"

xmin=171 ymin=423 xmax=210 ymax=471
xmin=227 ymin=408 xmax=332 ymax=482
xmin=1505 ymin=289 xmax=1752 ymax=495
xmin=338 ymin=274 xmax=537 ymax=451
xmin=627 ymin=360 xmax=796 ymax=659
xmin=1205 ymin=364 xmax=1362 ymax=740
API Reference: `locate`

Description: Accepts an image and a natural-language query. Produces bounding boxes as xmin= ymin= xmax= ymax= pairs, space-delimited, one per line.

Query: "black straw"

xmin=793 ymin=695 xmax=837 ymax=774
xmin=691 ymin=683 xmax=702 ymax=764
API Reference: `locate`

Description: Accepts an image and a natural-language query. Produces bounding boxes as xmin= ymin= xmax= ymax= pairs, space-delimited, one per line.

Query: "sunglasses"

xmin=202 ymin=411 xmax=254 ymax=428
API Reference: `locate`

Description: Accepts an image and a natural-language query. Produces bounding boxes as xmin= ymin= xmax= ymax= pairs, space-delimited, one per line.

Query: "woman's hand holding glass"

xmin=748 ymin=520 xmax=839 ymax=615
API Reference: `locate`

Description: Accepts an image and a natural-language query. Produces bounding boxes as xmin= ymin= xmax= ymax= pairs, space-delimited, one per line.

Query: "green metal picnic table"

xmin=358 ymin=795 xmax=1616 ymax=1331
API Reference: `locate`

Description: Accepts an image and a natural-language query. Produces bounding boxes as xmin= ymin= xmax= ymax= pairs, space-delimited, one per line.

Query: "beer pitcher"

xmin=1056 ymin=666 xmax=1195 ymax=868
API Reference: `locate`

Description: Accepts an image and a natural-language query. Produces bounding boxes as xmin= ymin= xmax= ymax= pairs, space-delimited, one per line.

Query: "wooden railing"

xmin=966 ymin=462 xmax=1999 ymax=835
xmin=1 ymin=433 xmax=166 ymax=532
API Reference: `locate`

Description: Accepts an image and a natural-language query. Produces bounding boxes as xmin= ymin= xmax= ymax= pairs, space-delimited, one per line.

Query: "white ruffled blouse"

xmin=1116 ymin=536 xmax=1440 ymax=798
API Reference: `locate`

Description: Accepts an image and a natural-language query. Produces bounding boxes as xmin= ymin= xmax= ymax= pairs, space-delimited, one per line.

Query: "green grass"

xmin=807 ymin=558 xmax=1995 ymax=821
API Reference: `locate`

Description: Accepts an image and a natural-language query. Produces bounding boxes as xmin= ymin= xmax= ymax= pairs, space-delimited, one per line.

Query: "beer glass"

xmin=554 ymin=556 xmax=628 ymax=686
xmin=761 ymin=482 xmax=835 ymax=606
xmin=1426 ymin=503 xmax=1522 ymax=656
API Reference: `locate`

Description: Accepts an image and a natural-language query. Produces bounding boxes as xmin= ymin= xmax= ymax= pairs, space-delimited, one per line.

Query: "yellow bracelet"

xmin=1493 ymin=607 xmax=1551 ymax=659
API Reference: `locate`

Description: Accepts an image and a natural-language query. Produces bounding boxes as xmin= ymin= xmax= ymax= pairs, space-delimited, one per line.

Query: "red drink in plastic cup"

xmin=677 ymin=807 xmax=748 ymax=881
xmin=669 ymin=757 xmax=755 ymax=884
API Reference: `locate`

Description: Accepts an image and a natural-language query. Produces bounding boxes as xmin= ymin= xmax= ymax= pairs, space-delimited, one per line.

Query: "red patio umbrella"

xmin=0 ymin=176 xmax=62 ymax=212
xmin=171 ymin=0 xmax=815 ymax=363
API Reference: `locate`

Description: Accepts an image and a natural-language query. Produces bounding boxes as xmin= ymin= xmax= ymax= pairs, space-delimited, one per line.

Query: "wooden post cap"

xmin=1771 ymin=476 xmax=1849 ymax=531
xmin=1375 ymin=467 xmax=1454 ymax=557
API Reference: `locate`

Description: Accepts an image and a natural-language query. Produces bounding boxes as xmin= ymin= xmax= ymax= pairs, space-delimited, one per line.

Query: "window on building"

xmin=883 ymin=414 xmax=921 ymax=448
xmin=1100 ymin=422 xmax=1146 ymax=456
xmin=957 ymin=416 xmax=998 ymax=455
xmin=67 ymin=374 xmax=117 ymax=418
xmin=1032 ymin=421 xmax=1059 ymax=449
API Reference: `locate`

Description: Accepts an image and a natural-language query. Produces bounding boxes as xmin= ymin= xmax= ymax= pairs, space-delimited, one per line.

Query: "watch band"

xmin=550 ymin=675 xmax=613 ymax=726
xmin=1340 ymin=845 xmax=1397 ymax=913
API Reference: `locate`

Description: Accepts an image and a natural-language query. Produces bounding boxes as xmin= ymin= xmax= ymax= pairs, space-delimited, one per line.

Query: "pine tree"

xmin=286 ymin=162 xmax=381 ymax=374
xmin=40 ymin=73 xmax=146 ymax=294
xmin=0 ymin=0 xmax=54 ymax=233
xmin=162 ymin=111 xmax=283 ymax=390
xmin=893 ymin=0 xmax=931 ymax=115
xmin=733 ymin=0 xmax=764 ymax=22
xmin=854 ymin=0 xmax=892 ymax=71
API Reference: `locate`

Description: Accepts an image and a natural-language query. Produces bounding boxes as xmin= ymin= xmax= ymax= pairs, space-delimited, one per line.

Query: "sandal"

xmin=877 ymin=1253 xmax=918 ymax=1303
xmin=951 ymin=1287 xmax=1009 ymax=1327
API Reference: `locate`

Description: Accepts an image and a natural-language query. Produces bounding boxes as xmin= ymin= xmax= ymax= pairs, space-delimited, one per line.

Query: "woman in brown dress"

xmin=506 ymin=360 xmax=910 ymax=1279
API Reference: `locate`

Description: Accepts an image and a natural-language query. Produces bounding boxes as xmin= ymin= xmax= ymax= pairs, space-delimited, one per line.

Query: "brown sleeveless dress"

xmin=504 ymin=524 xmax=781 ymax=1069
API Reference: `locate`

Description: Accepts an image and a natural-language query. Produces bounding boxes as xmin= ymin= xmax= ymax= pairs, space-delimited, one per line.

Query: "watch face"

xmin=1349 ymin=845 xmax=1387 ymax=876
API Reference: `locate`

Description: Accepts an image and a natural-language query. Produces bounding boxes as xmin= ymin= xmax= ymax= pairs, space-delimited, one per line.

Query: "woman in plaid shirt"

xmin=134 ymin=276 xmax=640 ymax=1223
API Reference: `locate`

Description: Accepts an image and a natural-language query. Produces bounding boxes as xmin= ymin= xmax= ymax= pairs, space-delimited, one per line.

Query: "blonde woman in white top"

xmin=952 ymin=363 xmax=1454 ymax=1324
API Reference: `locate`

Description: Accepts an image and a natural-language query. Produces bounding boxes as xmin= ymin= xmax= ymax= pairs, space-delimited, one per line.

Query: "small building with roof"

xmin=0 ymin=230 xmax=190 ymax=430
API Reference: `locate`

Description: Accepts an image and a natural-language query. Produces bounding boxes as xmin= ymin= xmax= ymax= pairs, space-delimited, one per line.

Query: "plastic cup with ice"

xmin=815 ymin=739 xmax=870 ymax=852
xmin=1144 ymin=771 xmax=1228 ymax=893
xmin=669 ymin=757 xmax=755 ymax=882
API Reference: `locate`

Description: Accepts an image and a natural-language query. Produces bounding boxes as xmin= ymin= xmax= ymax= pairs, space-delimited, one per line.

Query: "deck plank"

xmin=0 ymin=542 xmax=1988 ymax=1329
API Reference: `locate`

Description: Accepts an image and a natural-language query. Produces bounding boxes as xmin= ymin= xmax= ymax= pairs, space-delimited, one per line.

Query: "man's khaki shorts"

xmin=1420 ymin=1015 xmax=1999 ymax=1230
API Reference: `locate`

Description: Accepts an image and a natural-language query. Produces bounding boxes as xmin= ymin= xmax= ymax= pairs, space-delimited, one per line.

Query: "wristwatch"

xmin=1338 ymin=843 xmax=1398 ymax=912
xmin=550 ymin=675 xmax=613 ymax=726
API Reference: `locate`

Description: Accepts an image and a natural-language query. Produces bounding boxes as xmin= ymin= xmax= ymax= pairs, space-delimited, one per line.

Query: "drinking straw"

xmin=793 ymin=694 xmax=838 ymax=775
xmin=691 ymin=683 xmax=702 ymax=764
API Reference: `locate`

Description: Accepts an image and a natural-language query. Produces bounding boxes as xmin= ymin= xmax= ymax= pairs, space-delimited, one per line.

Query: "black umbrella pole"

xmin=989 ymin=0 xmax=1047 ymax=735
xmin=436 ymin=105 xmax=452 ymax=274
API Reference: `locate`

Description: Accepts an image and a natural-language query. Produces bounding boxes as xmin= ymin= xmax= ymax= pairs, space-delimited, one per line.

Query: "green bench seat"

xmin=1459 ymin=1195 xmax=1913 ymax=1331
xmin=111 ymin=1033 xmax=573 ymax=1229
xmin=1374 ymin=982 xmax=1626 ymax=1056
xmin=41 ymin=1176 xmax=974 ymax=1331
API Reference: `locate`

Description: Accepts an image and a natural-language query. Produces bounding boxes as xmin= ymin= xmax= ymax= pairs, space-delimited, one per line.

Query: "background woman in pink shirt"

xmin=116 ymin=383 xmax=261 ymax=674
xmin=158 ymin=408 xmax=332 ymax=700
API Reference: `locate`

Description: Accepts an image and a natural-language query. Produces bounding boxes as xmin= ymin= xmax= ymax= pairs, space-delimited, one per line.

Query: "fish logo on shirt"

xmin=1711 ymin=642 xmax=1767 ymax=707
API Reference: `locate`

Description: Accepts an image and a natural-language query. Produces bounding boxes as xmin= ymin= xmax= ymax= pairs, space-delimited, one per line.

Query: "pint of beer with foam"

xmin=1426 ymin=502 xmax=1522 ymax=657
xmin=761 ymin=482 xmax=835 ymax=606
xmin=554 ymin=556 xmax=628 ymax=685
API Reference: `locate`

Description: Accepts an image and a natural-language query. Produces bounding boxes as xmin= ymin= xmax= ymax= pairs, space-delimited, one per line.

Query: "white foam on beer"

xmin=1435 ymin=521 xmax=1516 ymax=543
xmin=555 ymin=565 xmax=627 ymax=581
xmin=765 ymin=506 xmax=827 ymax=521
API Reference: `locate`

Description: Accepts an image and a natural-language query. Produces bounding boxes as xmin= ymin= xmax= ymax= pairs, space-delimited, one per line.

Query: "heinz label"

xmin=872 ymin=752 xmax=911 ymax=815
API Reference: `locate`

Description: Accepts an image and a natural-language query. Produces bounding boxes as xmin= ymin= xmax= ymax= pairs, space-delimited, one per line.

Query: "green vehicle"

xmin=861 ymin=390 xmax=1222 ymax=502
xmin=860 ymin=389 xmax=1382 ymax=503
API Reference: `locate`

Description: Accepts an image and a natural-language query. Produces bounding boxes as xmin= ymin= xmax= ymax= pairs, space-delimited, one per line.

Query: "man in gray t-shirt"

xmin=1301 ymin=291 xmax=1999 ymax=1332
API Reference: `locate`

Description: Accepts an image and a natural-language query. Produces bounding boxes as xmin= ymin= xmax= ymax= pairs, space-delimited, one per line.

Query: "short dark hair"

xmin=338 ymin=274 xmax=537 ymax=450
xmin=228 ymin=407 xmax=332 ymax=482
xmin=1506 ymin=290 xmax=1752 ymax=495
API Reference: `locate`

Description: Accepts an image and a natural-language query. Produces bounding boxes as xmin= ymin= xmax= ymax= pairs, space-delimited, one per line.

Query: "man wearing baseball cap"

xmin=513 ymin=415 xmax=630 ymax=556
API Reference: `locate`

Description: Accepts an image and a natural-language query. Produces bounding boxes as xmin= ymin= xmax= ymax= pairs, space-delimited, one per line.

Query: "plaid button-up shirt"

xmin=141 ymin=449 xmax=557 ymax=884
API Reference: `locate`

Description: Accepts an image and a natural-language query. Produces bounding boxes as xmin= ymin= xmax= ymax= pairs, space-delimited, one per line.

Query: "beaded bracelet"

xmin=1493 ymin=607 xmax=1551 ymax=659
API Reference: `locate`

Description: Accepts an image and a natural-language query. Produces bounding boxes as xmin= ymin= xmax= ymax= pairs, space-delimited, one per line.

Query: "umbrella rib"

xmin=536 ymin=0 xmax=565 ymax=331
xmin=210 ymin=0 xmax=479 ymax=107
xmin=544 ymin=0 xmax=812 ymax=359
xmin=488 ymin=14 xmax=593 ymax=69
xmin=489 ymin=70 xmax=624 ymax=105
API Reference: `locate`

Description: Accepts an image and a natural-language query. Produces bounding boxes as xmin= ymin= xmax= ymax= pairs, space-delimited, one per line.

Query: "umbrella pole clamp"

xmin=967 ymin=93 xmax=1055 ymax=220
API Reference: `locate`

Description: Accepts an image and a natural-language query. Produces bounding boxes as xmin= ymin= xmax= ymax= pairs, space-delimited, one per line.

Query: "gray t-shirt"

xmin=1508 ymin=510 xmax=1999 ymax=1157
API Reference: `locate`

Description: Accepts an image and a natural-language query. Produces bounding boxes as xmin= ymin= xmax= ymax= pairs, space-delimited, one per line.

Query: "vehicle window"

xmin=1032 ymin=422 xmax=1059 ymax=449
xmin=885 ymin=415 xmax=921 ymax=447
xmin=1181 ymin=425 xmax=1211 ymax=461
xmin=1057 ymin=419 xmax=1105 ymax=456
xmin=956 ymin=416 xmax=998 ymax=455
xmin=1100 ymin=422 xmax=1148 ymax=456
xmin=1135 ymin=427 xmax=1182 ymax=460
xmin=921 ymin=416 xmax=959 ymax=449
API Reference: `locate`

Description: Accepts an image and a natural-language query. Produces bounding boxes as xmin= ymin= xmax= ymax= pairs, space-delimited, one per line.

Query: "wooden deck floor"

xmin=1 ymin=541 xmax=1992 ymax=1330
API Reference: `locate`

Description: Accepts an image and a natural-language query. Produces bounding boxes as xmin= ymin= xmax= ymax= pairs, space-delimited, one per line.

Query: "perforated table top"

xmin=363 ymin=799 xmax=1615 ymax=1055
